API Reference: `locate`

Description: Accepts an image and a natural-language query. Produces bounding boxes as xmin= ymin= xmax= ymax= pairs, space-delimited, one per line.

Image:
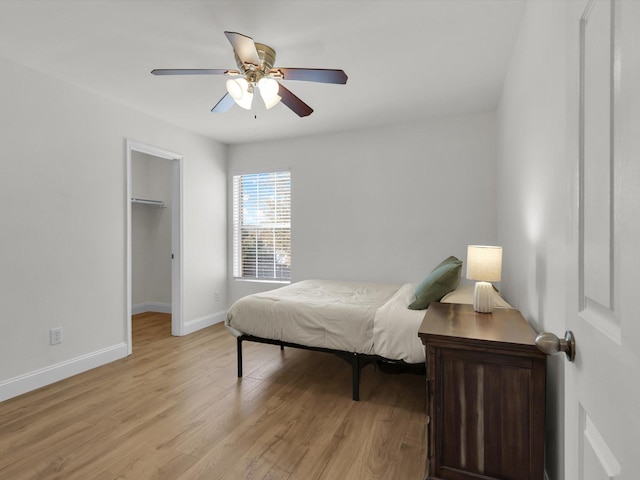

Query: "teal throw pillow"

xmin=432 ymin=255 xmax=462 ymax=270
xmin=408 ymin=257 xmax=462 ymax=310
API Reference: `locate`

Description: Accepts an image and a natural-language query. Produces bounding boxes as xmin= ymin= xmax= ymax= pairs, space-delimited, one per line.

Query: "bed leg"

xmin=237 ymin=337 xmax=243 ymax=378
xmin=352 ymin=354 xmax=360 ymax=401
xmin=280 ymin=344 xmax=284 ymax=351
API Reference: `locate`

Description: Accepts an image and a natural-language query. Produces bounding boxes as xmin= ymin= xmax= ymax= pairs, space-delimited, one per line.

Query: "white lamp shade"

xmin=258 ymin=77 xmax=281 ymax=109
xmin=226 ymin=78 xmax=253 ymax=110
xmin=226 ymin=78 xmax=246 ymax=99
xmin=263 ymin=94 xmax=281 ymax=110
xmin=258 ymin=77 xmax=279 ymax=99
xmin=466 ymin=245 xmax=503 ymax=282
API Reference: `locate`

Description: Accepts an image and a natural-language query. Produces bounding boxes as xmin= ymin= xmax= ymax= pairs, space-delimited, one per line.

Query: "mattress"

xmin=226 ymin=279 xmax=400 ymax=355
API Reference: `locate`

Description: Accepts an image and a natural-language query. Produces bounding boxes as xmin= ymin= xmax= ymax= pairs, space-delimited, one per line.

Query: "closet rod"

xmin=131 ymin=197 xmax=166 ymax=207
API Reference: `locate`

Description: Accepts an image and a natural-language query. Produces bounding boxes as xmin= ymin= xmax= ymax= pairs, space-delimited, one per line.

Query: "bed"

xmin=225 ymin=259 xmax=511 ymax=400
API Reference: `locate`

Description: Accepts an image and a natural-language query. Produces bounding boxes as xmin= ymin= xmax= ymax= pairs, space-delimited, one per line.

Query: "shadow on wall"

xmin=536 ymin=246 xmax=565 ymax=480
xmin=536 ymin=249 xmax=546 ymax=329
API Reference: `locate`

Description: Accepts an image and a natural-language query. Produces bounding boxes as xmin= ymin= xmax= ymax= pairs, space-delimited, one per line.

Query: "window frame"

xmin=232 ymin=169 xmax=291 ymax=283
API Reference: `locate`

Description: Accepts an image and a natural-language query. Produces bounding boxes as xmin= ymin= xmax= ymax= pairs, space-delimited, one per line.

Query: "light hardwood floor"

xmin=0 ymin=313 xmax=427 ymax=480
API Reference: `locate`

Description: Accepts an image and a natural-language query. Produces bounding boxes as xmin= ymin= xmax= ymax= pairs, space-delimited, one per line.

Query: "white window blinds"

xmin=232 ymin=171 xmax=291 ymax=281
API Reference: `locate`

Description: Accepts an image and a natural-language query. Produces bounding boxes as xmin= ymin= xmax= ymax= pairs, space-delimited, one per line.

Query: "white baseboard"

xmin=0 ymin=309 xmax=226 ymax=402
xmin=182 ymin=310 xmax=227 ymax=335
xmin=0 ymin=343 xmax=128 ymax=403
xmin=131 ymin=302 xmax=172 ymax=315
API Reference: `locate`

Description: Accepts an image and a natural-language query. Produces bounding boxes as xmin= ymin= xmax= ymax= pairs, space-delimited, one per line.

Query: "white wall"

xmin=497 ymin=1 xmax=568 ymax=478
xmin=131 ymin=151 xmax=172 ymax=310
xmin=0 ymin=57 xmax=227 ymax=400
xmin=228 ymin=111 xmax=498 ymax=303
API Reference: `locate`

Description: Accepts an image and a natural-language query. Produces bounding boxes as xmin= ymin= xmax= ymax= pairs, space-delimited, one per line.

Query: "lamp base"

xmin=473 ymin=281 xmax=494 ymax=313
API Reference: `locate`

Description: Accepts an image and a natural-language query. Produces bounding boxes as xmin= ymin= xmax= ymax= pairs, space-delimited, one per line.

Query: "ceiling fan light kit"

xmin=152 ymin=31 xmax=347 ymax=117
xmin=226 ymin=78 xmax=253 ymax=109
xmin=257 ymin=77 xmax=281 ymax=109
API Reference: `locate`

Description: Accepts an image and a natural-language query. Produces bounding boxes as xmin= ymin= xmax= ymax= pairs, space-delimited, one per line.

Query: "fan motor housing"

xmin=234 ymin=42 xmax=276 ymax=74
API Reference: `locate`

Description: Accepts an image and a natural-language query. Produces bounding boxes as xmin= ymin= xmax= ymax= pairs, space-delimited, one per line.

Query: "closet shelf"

xmin=131 ymin=197 xmax=166 ymax=208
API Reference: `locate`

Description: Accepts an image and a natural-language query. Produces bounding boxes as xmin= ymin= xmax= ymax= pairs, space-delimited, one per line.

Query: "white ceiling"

xmin=0 ymin=0 xmax=525 ymax=145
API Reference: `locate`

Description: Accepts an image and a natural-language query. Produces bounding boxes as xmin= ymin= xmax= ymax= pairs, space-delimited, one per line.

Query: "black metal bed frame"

xmin=236 ymin=334 xmax=425 ymax=401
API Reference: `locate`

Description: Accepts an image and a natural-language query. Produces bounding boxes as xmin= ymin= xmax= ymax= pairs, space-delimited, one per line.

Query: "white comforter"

xmin=372 ymin=282 xmax=427 ymax=363
xmin=225 ymin=279 xmax=427 ymax=363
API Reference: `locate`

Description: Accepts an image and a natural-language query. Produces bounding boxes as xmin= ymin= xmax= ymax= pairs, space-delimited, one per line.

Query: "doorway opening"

xmin=126 ymin=140 xmax=183 ymax=354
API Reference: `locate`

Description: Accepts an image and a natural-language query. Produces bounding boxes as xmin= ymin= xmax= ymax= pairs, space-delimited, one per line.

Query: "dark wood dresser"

xmin=418 ymin=302 xmax=546 ymax=480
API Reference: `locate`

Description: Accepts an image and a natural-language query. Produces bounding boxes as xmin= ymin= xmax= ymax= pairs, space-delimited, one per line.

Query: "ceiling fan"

xmin=151 ymin=31 xmax=348 ymax=117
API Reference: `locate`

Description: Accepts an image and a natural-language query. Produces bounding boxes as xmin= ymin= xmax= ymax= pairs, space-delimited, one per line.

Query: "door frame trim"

xmin=125 ymin=139 xmax=184 ymax=354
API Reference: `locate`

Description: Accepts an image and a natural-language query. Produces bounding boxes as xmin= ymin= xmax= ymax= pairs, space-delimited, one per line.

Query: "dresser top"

xmin=418 ymin=302 xmax=540 ymax=350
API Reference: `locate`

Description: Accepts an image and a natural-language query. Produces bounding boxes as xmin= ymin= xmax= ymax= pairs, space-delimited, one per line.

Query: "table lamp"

xmin=466 ymin=245 xmax=503 ymax=313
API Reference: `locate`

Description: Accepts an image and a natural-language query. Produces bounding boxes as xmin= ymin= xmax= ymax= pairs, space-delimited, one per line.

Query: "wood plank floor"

xmin=0 ymin=312 xmax=427 ymax=480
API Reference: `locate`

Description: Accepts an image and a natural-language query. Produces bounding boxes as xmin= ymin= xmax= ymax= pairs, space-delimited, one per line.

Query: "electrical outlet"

xmin=50 ymin=327 xmax=63 ymax=345
xmin=214 ymin=291 xmax=221 ymax=303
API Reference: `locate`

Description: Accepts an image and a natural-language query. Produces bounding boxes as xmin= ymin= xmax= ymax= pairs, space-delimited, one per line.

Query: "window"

xmin=232 ymin=171 xmax=291 ymax=282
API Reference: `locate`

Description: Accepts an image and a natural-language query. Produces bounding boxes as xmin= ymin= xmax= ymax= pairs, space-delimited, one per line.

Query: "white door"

xmin=564 ymin=1 xmax=640 ymax=478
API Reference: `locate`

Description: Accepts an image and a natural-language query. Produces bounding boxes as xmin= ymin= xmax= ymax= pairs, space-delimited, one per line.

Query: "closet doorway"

xmin=126 ymin=140 xmax=183 ymax=354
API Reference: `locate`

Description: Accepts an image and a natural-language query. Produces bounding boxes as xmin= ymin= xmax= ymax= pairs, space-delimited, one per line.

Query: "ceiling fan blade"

xmin=211 ymin=92 xmax=235 ymax=113
xmin=278 ymin=83 xmax=313 ymax=117
xmin=151 ymin=68 xmax=230 ymax=76
xmin=224 ymin=31 xmax=260 ymax=66
xmin=275 ymin=68 xmax=348 ymax=84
